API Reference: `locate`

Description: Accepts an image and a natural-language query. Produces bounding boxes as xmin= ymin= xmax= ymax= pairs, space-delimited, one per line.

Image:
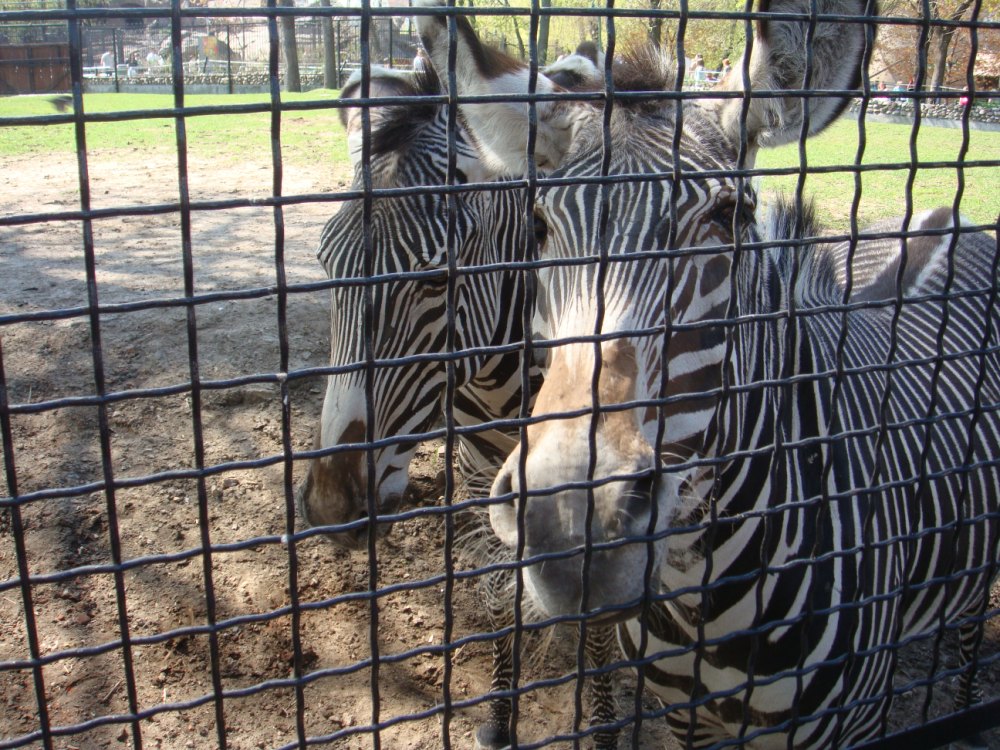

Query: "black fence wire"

xmin=1 ymin=1 xmax=999 ymax=749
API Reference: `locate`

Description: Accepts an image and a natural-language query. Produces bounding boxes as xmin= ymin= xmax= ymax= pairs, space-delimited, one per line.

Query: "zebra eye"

xmin=533 ymin=210 xmax=549 ymax=248
xmin=423 ymin=268 xmax=448 ymax=286
xmin=711 ymin=197 xmax=755 ymax=233
xmin=454 ymin=169 xmax=469 ymax=184
xmin=415 ymin=252 xmax=449 ymax=286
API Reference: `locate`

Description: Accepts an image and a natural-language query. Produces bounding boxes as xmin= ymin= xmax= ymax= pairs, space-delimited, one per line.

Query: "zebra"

xmin=296 ymin=58 xmax=603 ymax=545
xmin=294 ymin=61 xmax=623 ymax=749
xmin=295 ymin=64 xmax=527 ymax=543
xmin=414 ymin=0 xmax=1000 ymax=746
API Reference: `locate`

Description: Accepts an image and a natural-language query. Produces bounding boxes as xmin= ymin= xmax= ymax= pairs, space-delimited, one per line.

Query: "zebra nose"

xmin=607 ymin=470 xmax=657 ymax=538
xmin=296 ymin=462 xmax=378 ymax=549
xmin=492 ymin=462 xmax=514 ymax=499
xmin=488 ymin=450 xmax=522 ymax=548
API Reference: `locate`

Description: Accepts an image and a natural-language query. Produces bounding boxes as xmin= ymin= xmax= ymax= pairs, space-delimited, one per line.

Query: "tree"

xmin=537 ymin=0 xmax=552 ymax=63
xmin=920 ymin=0 xmax=977 ymax=92
xmin=878 ymin=0 xmax=999 ymax=91
xmin=320 ymin=0 xmax=337 ymax=89
xmin=278 ymin=0 xmax=301 ymax=92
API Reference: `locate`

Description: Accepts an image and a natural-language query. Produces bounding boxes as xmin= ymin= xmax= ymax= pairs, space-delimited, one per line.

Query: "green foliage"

xmin=0 ymin=0 xmax=127 ymax=8
xmin=0 ymin=0 xmax=109 ymax=9
xmin=460 ymin=0 xmax=750 ymax=70
xmin=0 ymin=0 xmax=61 ymax=9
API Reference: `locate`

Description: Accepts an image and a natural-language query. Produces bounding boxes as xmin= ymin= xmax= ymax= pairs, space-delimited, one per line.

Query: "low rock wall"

xmin=849 ymin=97 xmax=1000 ymax=127
xmin=84 ymin=72 xmax=328 ymax=94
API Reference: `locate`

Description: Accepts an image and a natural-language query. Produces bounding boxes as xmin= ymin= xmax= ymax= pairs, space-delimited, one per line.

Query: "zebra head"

xmin=297 ymin=66 xmax=495 ymax=548
xmin=416 ymin=0 xmax=871 ymax=616
xmin=297 ymin=61 xmax=601 ymax=549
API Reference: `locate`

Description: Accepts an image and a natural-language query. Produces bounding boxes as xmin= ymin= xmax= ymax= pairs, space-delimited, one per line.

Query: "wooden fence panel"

xmin=0 ymin=44 xmax=70 ymax=94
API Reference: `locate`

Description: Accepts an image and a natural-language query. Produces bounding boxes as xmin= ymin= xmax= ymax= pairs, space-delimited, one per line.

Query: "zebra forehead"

xmin=538 ymin=138 xmax=737 ymax=221
xmin=558 ymin=104 xmax=738 ymax=179
xmin=544 ymin=45 xmax=738 ymax=167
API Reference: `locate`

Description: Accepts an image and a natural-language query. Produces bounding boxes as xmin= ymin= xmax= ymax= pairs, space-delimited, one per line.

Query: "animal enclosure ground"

xmin=1 ymin=146 xmax=998 ymax=750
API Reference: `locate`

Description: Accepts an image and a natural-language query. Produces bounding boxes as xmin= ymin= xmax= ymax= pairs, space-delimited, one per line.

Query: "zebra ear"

xmin=338 ymin=67 xmax=424 ymax=168
xmin=713 ymin=0 xmax=874 ymax=156
xmin=413 ymin=0 xmax=584 ymax=175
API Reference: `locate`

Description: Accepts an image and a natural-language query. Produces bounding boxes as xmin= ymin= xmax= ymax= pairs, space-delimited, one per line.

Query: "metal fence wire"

xmin=1 ymin=1 xmax=999 ymax=749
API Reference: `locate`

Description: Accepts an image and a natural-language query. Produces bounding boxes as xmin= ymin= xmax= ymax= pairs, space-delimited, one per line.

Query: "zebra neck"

xmin=710 ymin=242 xmax=821 ymax=513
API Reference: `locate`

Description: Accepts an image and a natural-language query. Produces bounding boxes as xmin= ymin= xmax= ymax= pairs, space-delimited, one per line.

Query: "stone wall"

xmin=849 ymin=97 xmax=1000 ymax=126
xmin=84 ymin=71 xmax=329 ymax=93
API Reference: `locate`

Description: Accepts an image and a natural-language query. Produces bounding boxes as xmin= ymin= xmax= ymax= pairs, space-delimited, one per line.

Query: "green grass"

xmin=755 ymin=118 xmax=1000 ymax=228
xmin=2 ymin=92 xmax=997 ymax=225
xmin=0 ymin=91 xmax=349 ymax=170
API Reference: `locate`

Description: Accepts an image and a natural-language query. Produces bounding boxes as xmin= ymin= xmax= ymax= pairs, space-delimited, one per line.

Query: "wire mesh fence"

xmin=1 ymin=15 xmax=421 ymax=93
xmin=1 ymin=1 xmax=999 ymax=749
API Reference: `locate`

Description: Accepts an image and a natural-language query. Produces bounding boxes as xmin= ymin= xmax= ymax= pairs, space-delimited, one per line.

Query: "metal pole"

xmin=227 ymin=24 xmax=233 ymax=93
xmin=334 ymin=19 xmax=341 ymax=88
xmin=112 ymin=27 xmax=119 ymax=92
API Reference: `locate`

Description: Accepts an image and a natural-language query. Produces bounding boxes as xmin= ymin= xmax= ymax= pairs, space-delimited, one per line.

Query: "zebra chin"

xmin=295 ymin=466 xmax=403 ymax=550
xmin=519 ymin=543 xmax=661 ymax=622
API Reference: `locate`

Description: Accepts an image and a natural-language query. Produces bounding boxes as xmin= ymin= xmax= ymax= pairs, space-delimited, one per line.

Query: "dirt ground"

xmin=1 ymin=148 xmax=997 ymax=750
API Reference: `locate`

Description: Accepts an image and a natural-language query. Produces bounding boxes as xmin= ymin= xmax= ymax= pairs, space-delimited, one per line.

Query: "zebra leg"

xmin=475 ymin=567 xmax=514 ymax=750
xmin=475 ymin=629 xmax=514 ymax=749
xmin=585 ymin=625 xmax=620 ymax=750
xmin=948 ymin=617 xmax=988 ymax=750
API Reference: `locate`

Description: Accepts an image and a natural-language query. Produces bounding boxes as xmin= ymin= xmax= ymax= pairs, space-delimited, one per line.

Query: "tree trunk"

xmin=537 ymin=0 xmax=551 ymax=65
xmin=279 ymin=0 xmax=301 ymax=92
xmin=320 ymin=0 xmax=336 ymax=89
xmin=648 ymin=0 xmax=663 ymax=48
xmin=926 ymin=0 xmax=976 ymax=97
xmin=501 ymin=0 xmax=526 ymax=60
xmin=514 ymin=18 xmax=526 ymax=60
xmin=928 ymin=24 xmax=953 ymax=95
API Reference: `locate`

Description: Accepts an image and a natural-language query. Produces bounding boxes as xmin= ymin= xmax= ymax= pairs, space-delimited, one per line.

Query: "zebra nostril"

xmin=633 ymin=472 xmax=656 ymax=502
xmin=615 ymin=471 xmax=657 ymax=536
xmin=492 ymin=466 xmax=515 ymax=505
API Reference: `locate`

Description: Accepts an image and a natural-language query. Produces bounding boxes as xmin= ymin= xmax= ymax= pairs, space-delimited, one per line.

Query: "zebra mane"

xmin=338 ymin=64 xmax=444 ymax=158
xmin=609 ymin=45 xmax=676 ymax=97
xmin=755 ymin=196 xmax=834 ymax=310
xmin=761 ymin=195 xmax=822 ymax=251
xmin=581 ymin=46 xmax=685 ymax=130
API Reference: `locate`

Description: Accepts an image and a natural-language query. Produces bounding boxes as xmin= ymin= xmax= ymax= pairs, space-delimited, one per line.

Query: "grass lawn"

xmin=0 ymin=90 xmax=349 ymax=172
xmin=755 ymin=117 xmax=1000 ymax=229
xmin=2 ymin=92 xmax=997 ymax=226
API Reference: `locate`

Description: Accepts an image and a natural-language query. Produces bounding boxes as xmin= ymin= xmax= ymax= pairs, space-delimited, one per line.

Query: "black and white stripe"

xmin=411 ymin=1 xmax=1000 ymax=746
xmin=298 ymin=63 xmax=614 ymax=750
xmin=619 ymin=203 xmax=999 ymax=747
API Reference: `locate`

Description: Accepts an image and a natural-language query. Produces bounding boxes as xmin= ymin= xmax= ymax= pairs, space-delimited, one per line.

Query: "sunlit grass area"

xmin=2 ymin=92 xmax=997 ymax=226
xmin=0 ymin=91 xmax=348 ymax=171
xmin=755 ymin=117 xmax=999 ymax=228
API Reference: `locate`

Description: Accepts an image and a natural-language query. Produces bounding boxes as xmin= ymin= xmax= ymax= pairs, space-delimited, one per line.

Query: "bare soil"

xmin=1 ymin=149 xmax=997 ymax=750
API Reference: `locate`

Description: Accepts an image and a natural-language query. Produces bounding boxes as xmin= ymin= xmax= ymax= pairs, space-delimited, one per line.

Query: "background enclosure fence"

xmin=1 ymin=1 xmax=999 ymax=749
xmin=2 ymin=15 xmax=420 ymax=93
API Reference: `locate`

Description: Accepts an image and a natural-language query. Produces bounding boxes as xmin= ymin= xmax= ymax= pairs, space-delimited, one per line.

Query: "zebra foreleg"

xmin=585 ymin=625 xmax=620 ymax=750
xmin=948 ymin=615 xmax=989 ymax=750
xmin=475 ymin=563 xmax=515 ymax=750
xmin=474 ymin=618 xmax=621 ymax=749
xmin=475 ymin=629 xmax=514 ymax=750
